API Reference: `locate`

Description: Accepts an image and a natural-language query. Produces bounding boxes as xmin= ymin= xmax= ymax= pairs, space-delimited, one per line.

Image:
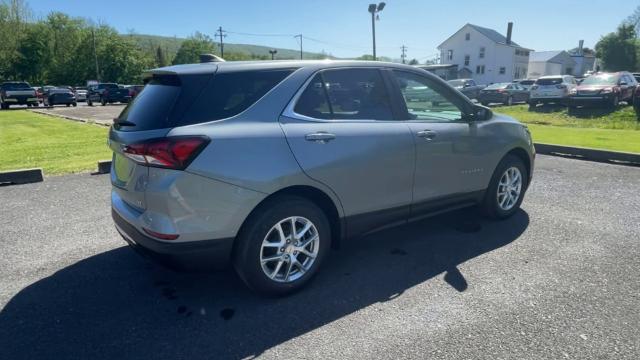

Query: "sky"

xmin=28 ymin=0 xmax=638 ymax=60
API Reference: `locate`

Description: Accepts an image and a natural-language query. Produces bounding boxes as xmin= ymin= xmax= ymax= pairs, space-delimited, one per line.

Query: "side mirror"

xmin=471 ymin=104 xmax=493 ymax=121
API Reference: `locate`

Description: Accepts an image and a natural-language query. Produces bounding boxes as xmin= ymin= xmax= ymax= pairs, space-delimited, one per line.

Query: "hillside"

xmin=125 ymin=33 xmax=333 ymax=60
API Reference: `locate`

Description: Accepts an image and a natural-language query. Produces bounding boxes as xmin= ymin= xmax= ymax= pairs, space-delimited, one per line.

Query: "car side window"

xmin=392 ymin=70 xmax=463 ymax=122
xmin=294 ymin=74 xmax=332 ymax=119
xmin=295 ymin=68 xmax=394 ymax=121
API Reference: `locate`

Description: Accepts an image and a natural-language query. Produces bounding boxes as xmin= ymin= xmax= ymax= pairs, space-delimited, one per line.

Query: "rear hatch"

xmin=533 ymin=78 xmax=564 ymax=96
xmin=109 ymin=70 xmax=213 ymax=211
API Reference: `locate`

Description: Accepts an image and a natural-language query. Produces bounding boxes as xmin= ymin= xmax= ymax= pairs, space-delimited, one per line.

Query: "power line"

xmin=225 ymin=30 xmax=295 ymax=37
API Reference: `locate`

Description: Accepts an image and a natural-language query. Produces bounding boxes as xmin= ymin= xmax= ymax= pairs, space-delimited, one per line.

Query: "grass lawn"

xmin=0 ymin=111 xmax=111 ymax=175
xmin=497 ymin=105 xmax=640 ymax=153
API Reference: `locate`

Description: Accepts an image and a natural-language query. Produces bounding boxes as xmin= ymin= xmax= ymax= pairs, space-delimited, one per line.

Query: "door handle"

xmin=305 ymin=132 xmax=336 ymax=143
xmin=417 ymin=130 xmax=437 ymax=140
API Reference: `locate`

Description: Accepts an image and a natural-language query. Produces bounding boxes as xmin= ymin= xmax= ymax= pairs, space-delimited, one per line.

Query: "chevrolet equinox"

xmin=110 ymin=60 xmax=535 ymax=295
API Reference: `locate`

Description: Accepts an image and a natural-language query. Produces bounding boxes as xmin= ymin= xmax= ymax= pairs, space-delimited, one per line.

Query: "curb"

xmin=535 ymin=143 xmax=640 ymax=166
xmin=29 ymin=108 xmax=111 ymax=127
xmin=0 ymin=168 xmax=44 ymax=185
xmin=97 ymin=160 xmax=112 ymax=174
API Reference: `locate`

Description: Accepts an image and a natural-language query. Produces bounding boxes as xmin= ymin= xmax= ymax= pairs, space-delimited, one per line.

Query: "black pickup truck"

xmin=87 ymin=83 xmax=130 ymax=106
xmin=0 ymin=82 xmax=39 ymax=109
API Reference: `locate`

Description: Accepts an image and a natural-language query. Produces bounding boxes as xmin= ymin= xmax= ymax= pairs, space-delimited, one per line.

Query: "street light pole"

xmin=367 ymin=3 xmax=385 ymax=61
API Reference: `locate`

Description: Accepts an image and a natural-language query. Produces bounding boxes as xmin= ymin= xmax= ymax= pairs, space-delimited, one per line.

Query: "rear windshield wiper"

xmin=113 ymin=118 xmax=136 ymax=127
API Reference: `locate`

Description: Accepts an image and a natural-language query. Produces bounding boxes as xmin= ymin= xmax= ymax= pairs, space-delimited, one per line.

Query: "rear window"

xmin=116 ymin=76 xmax=181 ymax=131
xmin=115 ymin=69 xmax=294 ymax=131
xmin=100 ymin=84 xmax=119 ymax=90
xmin=536 ymin=78 xmax=562 ymax=85
xmin=2 ymin=82 xmax=31 ymax=90
xmin=485 ymin=83 xmax=510 ymax=90
xmin=519 ymin=80 xmax=534 ymax=85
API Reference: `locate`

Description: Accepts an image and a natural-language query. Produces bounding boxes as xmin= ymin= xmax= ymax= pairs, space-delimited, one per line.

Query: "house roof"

xmin=467 ymin=24 xmax=521 ymax=47
xmin=529 ymin=50 xmax=576 ymax=66
xmin=529 ymin=51 xmax=564 ymax=62
xmin=438 ymin=23 xmax=532 ymax=50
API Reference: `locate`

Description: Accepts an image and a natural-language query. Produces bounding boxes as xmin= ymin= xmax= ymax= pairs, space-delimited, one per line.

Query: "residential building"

xmin=527 ymin=51 xmax=577 ymax=79
xmin=438 ymin=22 xmax=533 ymax=85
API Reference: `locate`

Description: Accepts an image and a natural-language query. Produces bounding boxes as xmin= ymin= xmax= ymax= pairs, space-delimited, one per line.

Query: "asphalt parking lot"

xmin=29 ymin=102 xmax=125 ymax=125
xmin=1 ymin=155 xmax=639 ymax=359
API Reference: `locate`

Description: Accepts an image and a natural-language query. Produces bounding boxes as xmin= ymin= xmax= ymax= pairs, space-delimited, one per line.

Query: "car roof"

xmin=149 ymin=60 xmax=423 ymax=76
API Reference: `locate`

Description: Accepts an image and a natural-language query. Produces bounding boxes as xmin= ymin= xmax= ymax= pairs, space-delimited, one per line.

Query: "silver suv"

xmin=110 ymin=60 xmax=535 ymax=295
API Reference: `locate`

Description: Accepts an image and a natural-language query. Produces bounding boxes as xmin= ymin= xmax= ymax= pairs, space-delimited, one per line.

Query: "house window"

xmin=479 ymin=47 xmax=485 ymax=59
xmin=464 ymin=55 xmax=470 ymax=66
xmin=465 ymin=33 xmax=470 ymax=41
xmin=447 ymin=50 xmax=453 ymax=61
xmin=476 ymin=65 xmax=485 ymax=74
xmin=499 ymin=67 xmax=506 ymax=75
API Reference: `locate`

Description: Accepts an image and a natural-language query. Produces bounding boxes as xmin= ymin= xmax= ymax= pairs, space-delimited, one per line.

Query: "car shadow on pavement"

xmin=567 ymin=106 xmax=619 ymax=118
xmin=0 ymin=208 xmax=528 ymax=360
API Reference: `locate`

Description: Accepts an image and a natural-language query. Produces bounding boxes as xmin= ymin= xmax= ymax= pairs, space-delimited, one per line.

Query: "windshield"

xmin=447 ymin=79 xmax=465 ymax=87
xmin=536 ymin=78 xmax=563 ymax=85
xmin=485 ymin=83 xmax=509 ymax=90
xmin=580 ymin=74 xmax=618 ymax=86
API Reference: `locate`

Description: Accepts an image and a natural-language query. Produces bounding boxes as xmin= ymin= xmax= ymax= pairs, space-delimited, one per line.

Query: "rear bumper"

xmin=112 ymin=208 xmax=234 ymax=270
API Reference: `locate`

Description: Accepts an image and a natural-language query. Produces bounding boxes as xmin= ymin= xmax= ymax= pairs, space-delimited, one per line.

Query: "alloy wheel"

xmin=497 ymin=167 xmax=522 ymax=211
xmin=260 ymin=216 xmax=319 ymax=283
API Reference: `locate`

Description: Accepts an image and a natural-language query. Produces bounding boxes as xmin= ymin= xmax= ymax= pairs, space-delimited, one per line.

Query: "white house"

xmin=527 ymin=51 xmax=577 ymax=79
xmin=438 ymin=23 xmax=533 ymax=85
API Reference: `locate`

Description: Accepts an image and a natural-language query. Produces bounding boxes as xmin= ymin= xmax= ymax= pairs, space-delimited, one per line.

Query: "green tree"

xmin=14 ymin=23 xmax=50 ymax=83
xmin=172 ymin=32 xmax=216 ymax=65
xmin=408 ymin=58 xmax=419 ymax=65
xmin=595 ymin=24 xmax=638 ymax=71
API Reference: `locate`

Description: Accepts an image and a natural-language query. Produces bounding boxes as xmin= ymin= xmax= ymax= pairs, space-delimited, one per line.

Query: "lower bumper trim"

xmin=112 ymin=209 xmax=234 ymax=270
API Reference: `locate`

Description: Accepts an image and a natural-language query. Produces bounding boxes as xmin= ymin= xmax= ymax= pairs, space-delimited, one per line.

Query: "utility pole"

xmin=215 ymin=26 xmax=227 ymax=58
xmin=91 ymin=28 xmax=100 ymax=81
xmin=367 ymin=3 xmax=386 ymax=61
xmin=269 ymin=49 xmax=278 ymax=60
xmin=400 ymin=45 xmax=407 ymax=64
xmin=295 ymin=34 xmax=303 ymax=60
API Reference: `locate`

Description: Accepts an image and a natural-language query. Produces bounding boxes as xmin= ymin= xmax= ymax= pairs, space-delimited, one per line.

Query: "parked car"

xmin=74 ymin=87 xmax=88 ymax=102
xmin=87 ymin=83 xmax=130 ymax=106
xmin=569 ymin=72 xmax=638 ymax=109
xmin=513 ymin=79 xmax=535 ymax=91
xmin=126 ymin=85 xmax=144 ymax=99
xmin=43 ymin=87 xmax=77 ymax=107
xmin=528 ymin=75 xmax=577 ymax=106
xmin=447 ymin=78 xmax=484 ymax=100
xmin=109 ymin=60 xmax=535 ymax=295
xmin=0 ymin=81 xmax=38 ymax=109
xmin=478 ymin=82 xmax=529 ymax=106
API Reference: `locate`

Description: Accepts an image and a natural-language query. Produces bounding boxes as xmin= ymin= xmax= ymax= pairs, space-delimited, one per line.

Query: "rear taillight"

xmin=123 ymin=136 xmax=209 ymax=170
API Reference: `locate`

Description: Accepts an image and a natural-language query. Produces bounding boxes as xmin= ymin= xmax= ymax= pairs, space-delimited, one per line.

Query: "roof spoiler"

xmin=200 ymin=54 xmax=225 ymax=63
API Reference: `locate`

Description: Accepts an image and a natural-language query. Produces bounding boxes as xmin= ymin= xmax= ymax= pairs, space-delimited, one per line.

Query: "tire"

xmin=1 ymin=103 xmax=7 ymax=110
xmin=504 ymin=96 xmax=513 ymax=106
xmin=101 ymin=98 xmax=107 ymax=106
xmin=233 ymin=195 xmax=331 ymax=296
xmin=87 ymin=99 xmax=93 ymax=106
xmin=66 ymin=103 xmax=70 ymax=107
xmin=610 ymin=96 xmax=619 ymax=109
xmin=480 ymin=154 xmax=528 ymax=219
xmin=72 ymin=102 xmax=77 ymax=107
